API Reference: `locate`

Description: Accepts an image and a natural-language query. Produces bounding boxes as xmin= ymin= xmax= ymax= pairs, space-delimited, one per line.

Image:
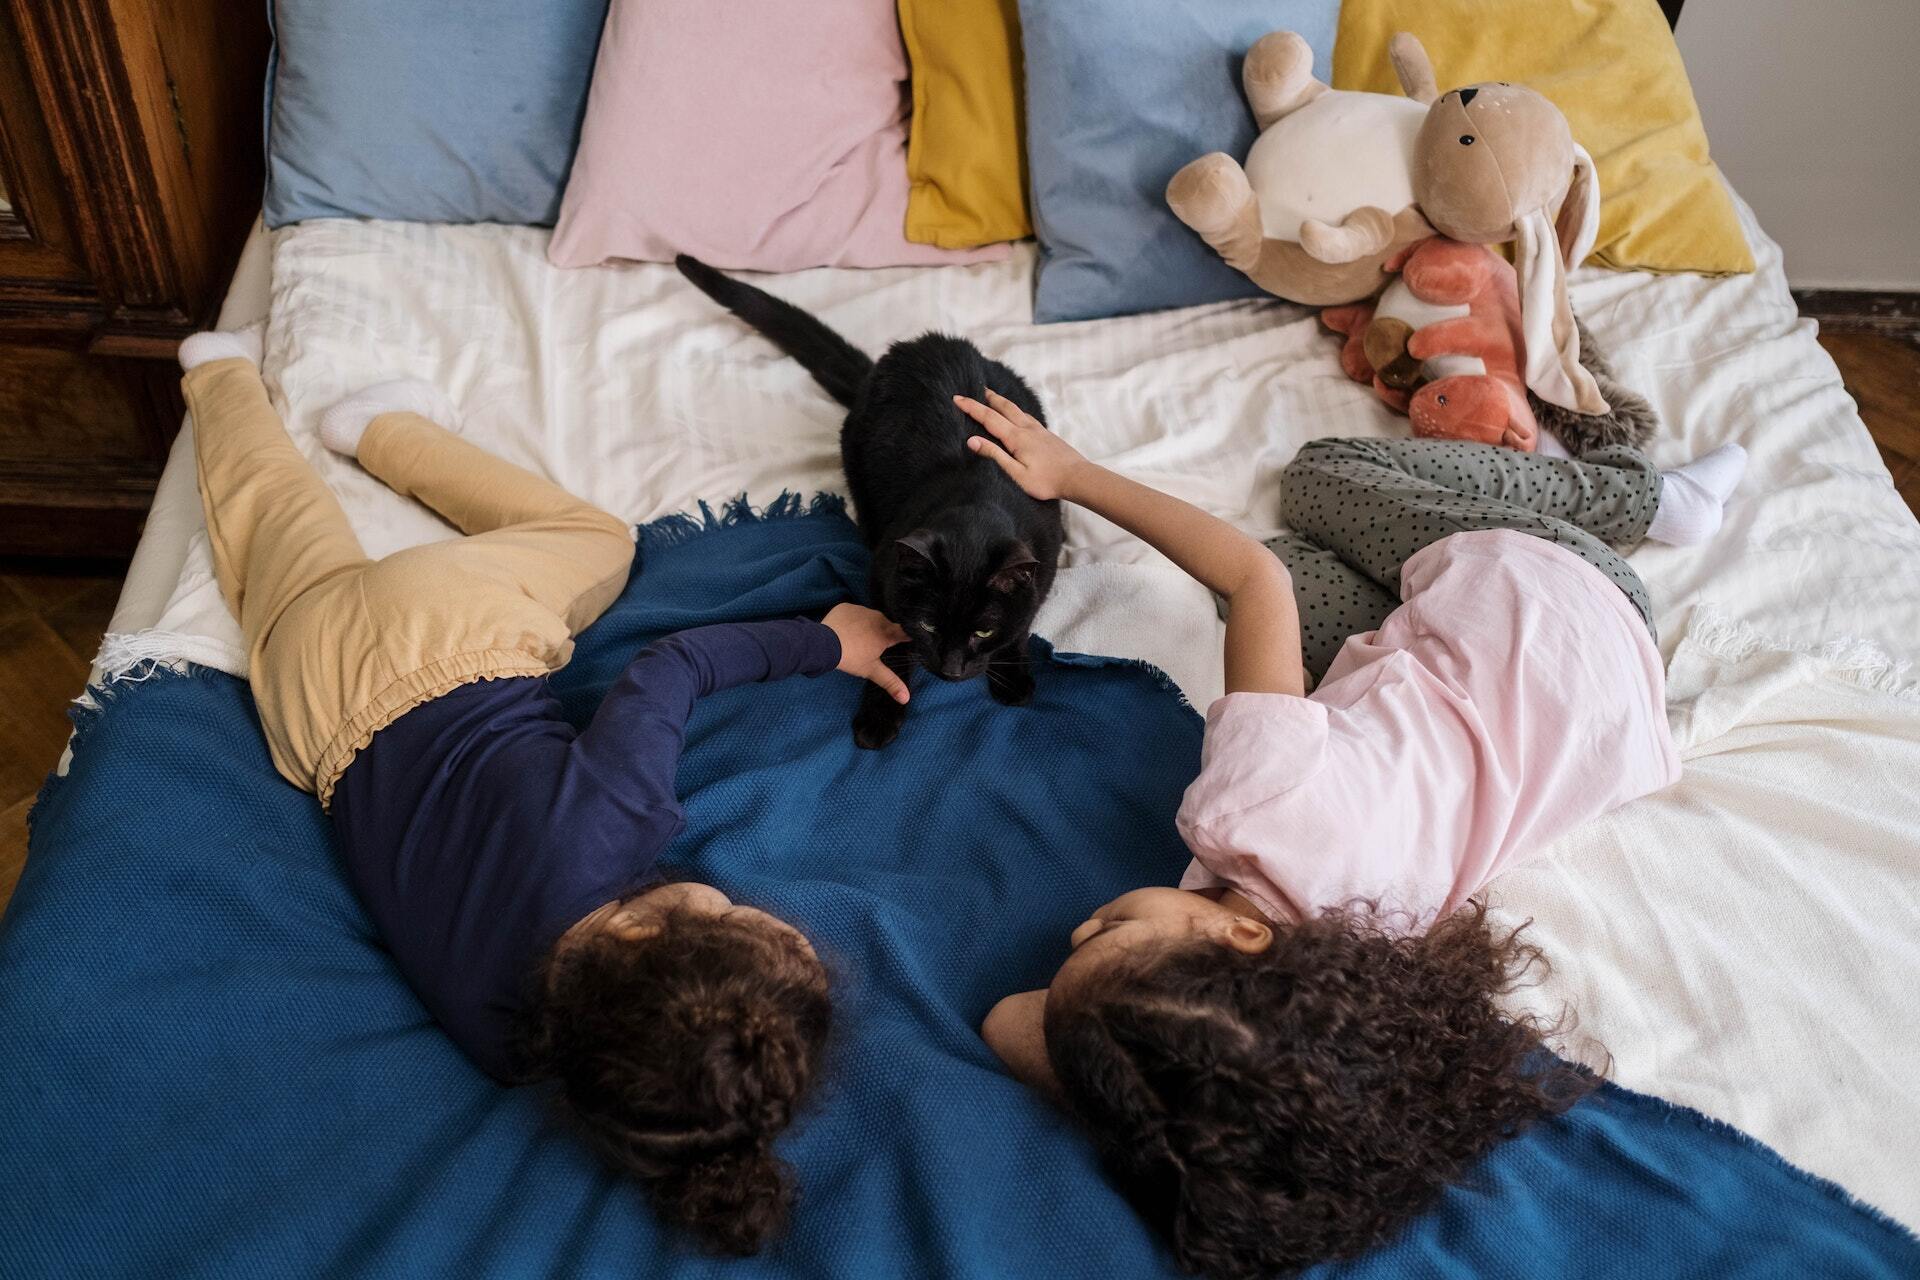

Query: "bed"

xmin=12 ymin=182 xmax=1920 ymax=1273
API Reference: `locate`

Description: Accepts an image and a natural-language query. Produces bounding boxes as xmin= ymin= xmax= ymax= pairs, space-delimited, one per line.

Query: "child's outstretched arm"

xmin=956 ymin=391 xmax=1304 ymax=698
xmin=564 ymin=606 xmax=908 ymax=825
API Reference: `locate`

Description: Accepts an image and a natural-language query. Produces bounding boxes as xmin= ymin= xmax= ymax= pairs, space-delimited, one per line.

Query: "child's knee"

xmin=1292 ymin=437 xmax=1376 ymax=469
xmin=562 ymin=504 xmax=628 ymax=541
xmin=575 ymin=509 xmax=637 ymax=573
xmin=1278 ymin=460 xmax=1347 ymax=527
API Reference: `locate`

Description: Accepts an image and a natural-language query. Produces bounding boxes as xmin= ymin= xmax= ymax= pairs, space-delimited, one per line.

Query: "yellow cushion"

xmin=1333 ymin=0 xmax=1754 ymax=275
xmin=900 ymin=0 xmax=1032 ymax=248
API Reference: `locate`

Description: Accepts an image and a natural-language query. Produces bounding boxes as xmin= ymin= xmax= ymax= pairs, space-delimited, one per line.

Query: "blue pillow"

xmin=263 ymin=0 xmax=609 ymax=228
xmin=1017 ymin=0 xmax=1341 ymax=323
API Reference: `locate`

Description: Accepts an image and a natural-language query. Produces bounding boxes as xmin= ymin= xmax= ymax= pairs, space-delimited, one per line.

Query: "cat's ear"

xmin=988 ymin=542 xmax=1039 ymax=593
xmin=895 ymin=530 xmax=939 ymax=575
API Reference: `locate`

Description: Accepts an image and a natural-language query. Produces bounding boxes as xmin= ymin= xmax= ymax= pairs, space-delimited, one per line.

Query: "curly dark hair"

xmin=517 ymin=906 xmax=832 ymax=1255
xmin=1043 ymin=901 xmax=1591 ymax=1279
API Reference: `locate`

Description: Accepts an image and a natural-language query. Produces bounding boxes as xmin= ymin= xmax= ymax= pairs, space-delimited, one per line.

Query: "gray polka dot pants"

xmin=1271 ymin=437 xmax=1660 ymax=684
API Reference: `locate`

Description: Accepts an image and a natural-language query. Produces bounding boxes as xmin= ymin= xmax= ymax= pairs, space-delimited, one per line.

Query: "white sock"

xmin=1536 ymin=431 xmax=1572 ymax=460
xmin=1646 ymin=443 xmax=1747 ymax=546
xmin=178 ymin=321 xmax=266 ymax=372
xmin=319 ymin=379 xmax=460 ymax=458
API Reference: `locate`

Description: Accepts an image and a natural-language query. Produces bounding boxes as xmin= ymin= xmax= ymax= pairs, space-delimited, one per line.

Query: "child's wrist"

xmin=1059 ymin=459 xmax=1099 ymax=504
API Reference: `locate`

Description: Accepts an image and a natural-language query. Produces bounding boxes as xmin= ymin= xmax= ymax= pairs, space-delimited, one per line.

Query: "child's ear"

xmin=982 ymin=989 xmax=1062 ymax=1098
xmin=1208 ymin=915 xmax=1275 ymax=955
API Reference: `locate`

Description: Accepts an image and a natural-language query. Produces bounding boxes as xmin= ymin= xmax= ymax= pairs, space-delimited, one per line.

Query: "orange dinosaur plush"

xmin=1322 ymin=237 xmax=1540 ymax=451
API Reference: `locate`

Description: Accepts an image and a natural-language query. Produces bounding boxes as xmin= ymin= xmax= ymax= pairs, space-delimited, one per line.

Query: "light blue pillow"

xmin=1017 ymin=0 xmax=1341 ymax=323
xmin=263 ymin=0 xmax=609 ymax=228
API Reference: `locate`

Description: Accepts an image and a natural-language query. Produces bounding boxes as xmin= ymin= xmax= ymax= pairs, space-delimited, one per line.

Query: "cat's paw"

xmin=853 ymin=701 xmax=907 ymax=750
xmin=989 ymin=666 xmax=1035 ymax=707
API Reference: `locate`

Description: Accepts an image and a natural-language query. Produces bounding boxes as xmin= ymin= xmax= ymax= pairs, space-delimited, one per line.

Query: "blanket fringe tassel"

xmin=637 ymin=491 xmax=847 ymax=554
xmin=93 ymin=630 xmax=244 ymax=688
xmin=1682 ymin=605 xmax=1918 ymax=702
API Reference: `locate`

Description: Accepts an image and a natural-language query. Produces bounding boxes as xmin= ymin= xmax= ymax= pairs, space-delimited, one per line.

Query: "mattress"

xmin=102 ymin=194 xmax=1920 ymax=1225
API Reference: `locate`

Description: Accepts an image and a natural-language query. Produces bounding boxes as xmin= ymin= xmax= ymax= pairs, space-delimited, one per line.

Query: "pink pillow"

xmin=549 ymin=0 xmax=1008 ymax=271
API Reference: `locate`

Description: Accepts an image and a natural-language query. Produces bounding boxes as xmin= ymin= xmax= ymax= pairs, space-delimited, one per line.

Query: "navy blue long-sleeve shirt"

xmin=329 ymin=619 xmax=842 ymax=1081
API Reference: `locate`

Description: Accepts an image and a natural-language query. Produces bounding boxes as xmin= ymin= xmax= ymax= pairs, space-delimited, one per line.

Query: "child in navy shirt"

xmin=178 ymin=327 xmax=907 ymax=1254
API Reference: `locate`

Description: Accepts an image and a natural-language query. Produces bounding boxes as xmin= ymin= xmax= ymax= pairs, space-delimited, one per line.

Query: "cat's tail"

xmin=675 ymin=255 xmax=874 ymax=408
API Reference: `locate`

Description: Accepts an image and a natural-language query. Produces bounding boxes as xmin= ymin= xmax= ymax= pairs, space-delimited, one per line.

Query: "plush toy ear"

xmin=988 ymin=543 xmax=1039 ymax=593
xmin=1511 ymin=143 xmax=1607 ymax=414
xmin=1514 ymin=207 xmax=1609 ymax=415
xmin=1389 ymin=33 xmax=1439 ymax=105
xmin=1554 ymin=144 xmax=1601 ymax=271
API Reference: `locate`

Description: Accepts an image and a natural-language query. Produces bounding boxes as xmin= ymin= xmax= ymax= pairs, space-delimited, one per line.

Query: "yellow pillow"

xmin=1333 ymin=0 xmax=1754 ymax=274
xmin=900 ymin=0 xmax=1032 ymax=248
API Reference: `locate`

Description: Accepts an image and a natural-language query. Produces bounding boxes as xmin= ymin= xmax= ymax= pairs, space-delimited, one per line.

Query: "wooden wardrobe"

xmin=0 ymin=0 xmax=267 ymax=557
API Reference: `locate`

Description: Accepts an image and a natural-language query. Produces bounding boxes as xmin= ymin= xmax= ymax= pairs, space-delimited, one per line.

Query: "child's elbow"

xmin=1232 ymin=548 xmax=1291 ymax=602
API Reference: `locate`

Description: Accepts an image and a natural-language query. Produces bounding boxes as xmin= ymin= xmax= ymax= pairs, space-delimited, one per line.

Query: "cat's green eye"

xmin=919 ymin=622 xmax=937 ymax=633
xmin=973 ymin=629 xmax=995 ymax=639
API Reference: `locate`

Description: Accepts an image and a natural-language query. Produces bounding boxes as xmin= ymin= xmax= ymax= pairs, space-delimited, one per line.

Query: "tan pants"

xmin=182 ymin=358 xmax=633 ymax=808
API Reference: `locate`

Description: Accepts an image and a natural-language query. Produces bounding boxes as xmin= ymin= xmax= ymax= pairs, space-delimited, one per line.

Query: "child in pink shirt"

xmin=954 ymin=391 xmax=1744 ymax=1278
xmin=1176 ymin=527 xmax=1679 ymax=926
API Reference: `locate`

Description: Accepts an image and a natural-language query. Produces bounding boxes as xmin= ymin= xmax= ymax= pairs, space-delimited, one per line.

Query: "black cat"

xmin=676 ymin=255 xmax=1064 ymax=749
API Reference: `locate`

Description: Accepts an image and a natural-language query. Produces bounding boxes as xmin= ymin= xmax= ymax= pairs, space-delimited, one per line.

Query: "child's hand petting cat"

xmin=823 ymin=603 xmax=912 ymax=704
xmin=956 ymin=389 xmax=1088 ymax=502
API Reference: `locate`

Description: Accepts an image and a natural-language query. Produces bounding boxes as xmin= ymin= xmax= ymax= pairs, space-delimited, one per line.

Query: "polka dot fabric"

xmin=1268 ymin=437 xmax=1659 ymax=683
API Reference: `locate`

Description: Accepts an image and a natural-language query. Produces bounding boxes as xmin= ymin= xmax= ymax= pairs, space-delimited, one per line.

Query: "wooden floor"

xmin=1820 ymin=332 xmax=1920 ymax=514
xmin=0 ymin=330 xmax=1916 ymax=920
xmin=0 ymin=562 xmax=123 ymax=914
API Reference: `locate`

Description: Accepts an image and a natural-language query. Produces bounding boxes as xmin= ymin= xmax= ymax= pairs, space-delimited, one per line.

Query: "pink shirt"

xmin=1177 ymin=529 xmax=1680 ymax=925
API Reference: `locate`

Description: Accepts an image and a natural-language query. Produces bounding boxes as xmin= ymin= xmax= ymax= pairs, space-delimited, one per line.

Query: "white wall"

xmin=1678 ymin=0 xmax=1920 ymax=290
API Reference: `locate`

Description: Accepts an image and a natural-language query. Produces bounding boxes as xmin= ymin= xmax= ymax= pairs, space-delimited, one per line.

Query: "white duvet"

xmin=115 ymin=198 xmax=1920 ymax=1223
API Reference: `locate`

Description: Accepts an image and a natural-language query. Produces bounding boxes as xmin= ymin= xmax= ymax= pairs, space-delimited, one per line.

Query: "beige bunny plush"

xmin=1168 ymin=32 xmax=1607 ymax=414
xmin=1408 ymin=50 xmax=1606 ymax=413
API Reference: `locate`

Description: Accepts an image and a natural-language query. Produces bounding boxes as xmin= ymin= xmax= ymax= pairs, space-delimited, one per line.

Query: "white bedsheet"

xmin=110 ymin=197 xmax=1920 ymax=1222
xmin=98 ymin=222 xmax=273 ymax=657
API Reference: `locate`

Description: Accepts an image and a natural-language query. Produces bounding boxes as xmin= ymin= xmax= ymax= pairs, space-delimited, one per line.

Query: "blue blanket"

xmin=2 ymin=497 xmax=1913 ymax=1278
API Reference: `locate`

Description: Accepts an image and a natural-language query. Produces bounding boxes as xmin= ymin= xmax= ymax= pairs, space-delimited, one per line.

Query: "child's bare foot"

xmin=178 ymin=321 xmax=265 ymax=373
xmin=320 ymin=379 xmax=460 ymax=458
